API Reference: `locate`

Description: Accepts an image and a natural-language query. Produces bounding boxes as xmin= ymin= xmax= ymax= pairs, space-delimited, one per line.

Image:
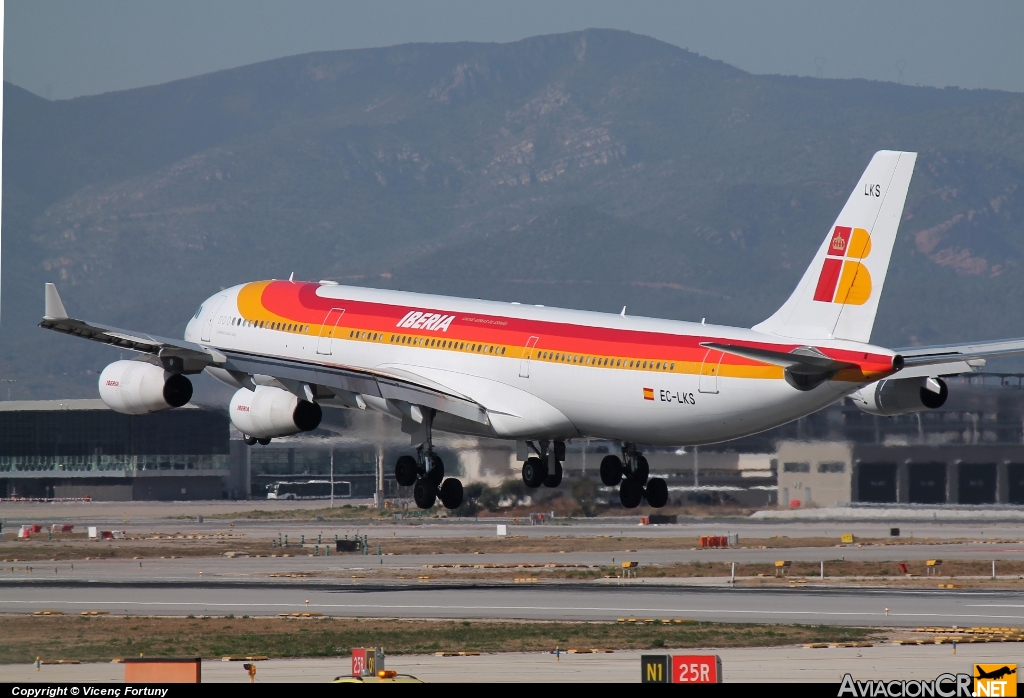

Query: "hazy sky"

xmin=5 ymin=0 xmax=1024 ymax=100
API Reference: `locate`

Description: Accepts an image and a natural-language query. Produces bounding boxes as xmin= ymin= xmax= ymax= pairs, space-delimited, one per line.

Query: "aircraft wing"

xmin=219 ymin=351 xmax=488 ymax=424
xmin=39 ymin=284 xmax=222 ymax=373
xmin=895 ymin=337 xmax=1024 ymax=369
xmin=40 ymin=283 xmax=488 ymax=425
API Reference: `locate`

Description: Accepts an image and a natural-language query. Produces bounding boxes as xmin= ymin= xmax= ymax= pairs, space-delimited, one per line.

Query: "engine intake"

xmin=229 ymin=386 xmax=322 ymax=439
xmin=98 ymin=360 xmax=193 ymax=414
xmin=851 ymin=377 xmax=948 ymax=417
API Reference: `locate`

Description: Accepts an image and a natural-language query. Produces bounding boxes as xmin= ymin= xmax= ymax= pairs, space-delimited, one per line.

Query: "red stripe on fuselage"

xmin=256 ymin=281 xmax=894 ymax=373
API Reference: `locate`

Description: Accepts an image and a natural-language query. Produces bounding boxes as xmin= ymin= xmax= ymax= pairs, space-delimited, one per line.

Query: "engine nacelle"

xmin=98 ymin=360 xmax=193 ymax=414
xmin=851 ymin=377 xmax=948 ymax=417
xmin=229 ymin=386 xmax=322 ymax=439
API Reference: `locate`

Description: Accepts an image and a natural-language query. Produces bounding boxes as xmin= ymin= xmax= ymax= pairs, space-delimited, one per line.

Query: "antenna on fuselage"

xmin=620 ymin=306 xmax=626 ymax=317
xmin=288 ymin=272 xmax=295 ymax=282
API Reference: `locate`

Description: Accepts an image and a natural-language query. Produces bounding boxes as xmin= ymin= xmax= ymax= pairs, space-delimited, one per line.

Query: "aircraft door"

xmin=519 ymin=336 xmax=540 ymax=378
xmin=316 ymin=308 xmax=346 ymax=355
xmin=698 ymin=348 xmax=723 ymax=394
xmin=200 ymin=295 xmax=226 ymax=343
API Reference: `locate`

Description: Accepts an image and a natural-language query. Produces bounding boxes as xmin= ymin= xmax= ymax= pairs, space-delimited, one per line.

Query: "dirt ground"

xmin=0 ymin=615 xmax=884 ymax=665
xmin=1 ymin=531 xmax=1005 ymax=561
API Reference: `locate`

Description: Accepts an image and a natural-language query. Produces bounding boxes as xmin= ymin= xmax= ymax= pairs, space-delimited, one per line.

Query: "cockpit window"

xmin=194 ymin=305 xmax=204 ymax=319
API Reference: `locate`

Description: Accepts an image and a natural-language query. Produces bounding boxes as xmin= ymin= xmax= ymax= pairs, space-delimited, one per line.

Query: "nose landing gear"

xmin=600 ymin=444 xmax=668 ymax=509
xmin=393 ymin=407 xmax=464 ymax=511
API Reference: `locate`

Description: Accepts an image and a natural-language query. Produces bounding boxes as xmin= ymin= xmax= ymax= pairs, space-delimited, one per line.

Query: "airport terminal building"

xmin=4 ymin=374 xmax=1024 ymax=507
xmin=0 ymin=400 xmax=237 ymax=500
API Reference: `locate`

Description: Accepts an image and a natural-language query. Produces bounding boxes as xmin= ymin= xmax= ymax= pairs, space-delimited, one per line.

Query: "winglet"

xmin=44 ymin=283 xmax=69 ymax=320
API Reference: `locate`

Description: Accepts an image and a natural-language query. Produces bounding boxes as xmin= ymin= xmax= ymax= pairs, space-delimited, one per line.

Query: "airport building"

xmin=4 ymin=373 xmax=1024 ymax=507
xmin=0 ymin=400 xmax=236 ymax=500
xmin=772 ymin=374 xmax=1024 ymax=507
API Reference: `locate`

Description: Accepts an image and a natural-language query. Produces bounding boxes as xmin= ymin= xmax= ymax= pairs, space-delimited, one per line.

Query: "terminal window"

xmin=818 ymin=462 xmax=845 ymax=473
xmin=783 ymin=462 xmax=810 ymax=473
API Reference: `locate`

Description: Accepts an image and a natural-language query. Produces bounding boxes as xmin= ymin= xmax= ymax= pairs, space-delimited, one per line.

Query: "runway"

xmin=4 ymin=581 xmax=1024 ymax=627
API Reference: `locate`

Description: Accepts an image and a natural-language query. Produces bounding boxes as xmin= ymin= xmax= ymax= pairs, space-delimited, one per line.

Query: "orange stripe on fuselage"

xmin=233 ymin=280 xmax=896 ymax=383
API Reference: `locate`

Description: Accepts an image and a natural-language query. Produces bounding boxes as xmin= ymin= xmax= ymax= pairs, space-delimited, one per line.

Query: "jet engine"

xmin=98 ymin=360 xmax=193 ymax=414
xmin=850 ymin=376 xmax=948 ymax=417
xmin=229 ymin=386 xmax=322 ymax=439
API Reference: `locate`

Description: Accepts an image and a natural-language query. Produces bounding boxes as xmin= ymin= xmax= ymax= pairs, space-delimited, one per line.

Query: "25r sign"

xmin=672 ymin=655 xmax=722 ymax=683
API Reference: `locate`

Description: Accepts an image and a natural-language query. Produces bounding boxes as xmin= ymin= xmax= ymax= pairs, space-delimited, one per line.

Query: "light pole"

xmin=2 ymin=379 xmax=15 ymax=400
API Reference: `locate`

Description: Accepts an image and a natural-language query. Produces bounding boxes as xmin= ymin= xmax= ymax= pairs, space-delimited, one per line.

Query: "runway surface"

xmin=4 ymin=581 xmax=1024 ymax=627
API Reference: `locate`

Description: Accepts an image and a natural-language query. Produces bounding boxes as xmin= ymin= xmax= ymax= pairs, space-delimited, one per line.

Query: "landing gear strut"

xmin=393 ymin=407 xmax=464 ymax=511
xmin=600 ymin=443 xmax=668 ymax=509
xmin=521 ymin=441 xmax=563 ymax=489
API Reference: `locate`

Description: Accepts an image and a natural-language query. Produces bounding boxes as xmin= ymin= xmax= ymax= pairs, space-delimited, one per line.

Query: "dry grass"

xmin=0 ymin=615 xmax=882 ymax=664
xmin=0 ymin=532 xmax=1011 ymax=561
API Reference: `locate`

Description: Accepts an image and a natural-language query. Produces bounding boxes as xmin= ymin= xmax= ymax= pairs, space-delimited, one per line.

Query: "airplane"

xmin=975 ymin=666 xmax=1016 ymax=681
xmin=974 ymin=659 xmax=1015 ymax=675
xmin=40 ymin=150 xmax=1024 ymax=511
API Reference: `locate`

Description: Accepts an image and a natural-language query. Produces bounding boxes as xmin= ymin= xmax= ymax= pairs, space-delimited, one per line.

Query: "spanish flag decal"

xmin=643 ymin=387 xmax=655 ymax=401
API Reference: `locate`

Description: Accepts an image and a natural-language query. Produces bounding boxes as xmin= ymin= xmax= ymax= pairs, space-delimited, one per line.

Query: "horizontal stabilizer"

xmin=699 ymin=342 xmax=855 ymax=374
xmin=897 ymin=337 xmax=1024 ymax=367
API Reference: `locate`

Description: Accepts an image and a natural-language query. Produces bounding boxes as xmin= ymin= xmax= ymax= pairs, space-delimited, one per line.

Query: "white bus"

xmin=266 ymin=480 xmax=352 ymax=500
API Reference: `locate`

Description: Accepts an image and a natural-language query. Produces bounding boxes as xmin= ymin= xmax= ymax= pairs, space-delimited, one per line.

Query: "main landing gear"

xmin=600 ymin=444 xmax=668 ymax=509
xmin=521 ymin=441 xmax=564 ymax=489
xmin=393 ymin=409 xmax=464 ymax=511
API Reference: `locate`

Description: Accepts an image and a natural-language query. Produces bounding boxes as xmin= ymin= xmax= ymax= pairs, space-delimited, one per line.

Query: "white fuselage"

xmin=185 ymin=281 xmax=896 ymax=446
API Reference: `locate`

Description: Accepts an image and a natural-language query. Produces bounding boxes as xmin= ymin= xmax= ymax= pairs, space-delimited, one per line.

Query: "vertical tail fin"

xmin=753 ymin=150 xmax=917 ymax=343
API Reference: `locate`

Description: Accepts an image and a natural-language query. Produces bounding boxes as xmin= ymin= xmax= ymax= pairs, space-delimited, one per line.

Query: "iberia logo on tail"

xmin=812 ymin=226 xmax=872 ymax=305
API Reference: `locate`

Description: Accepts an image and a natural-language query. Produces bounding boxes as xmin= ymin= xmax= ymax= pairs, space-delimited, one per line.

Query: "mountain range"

xmin=4 ymin=29 xmax=1024 ymax=400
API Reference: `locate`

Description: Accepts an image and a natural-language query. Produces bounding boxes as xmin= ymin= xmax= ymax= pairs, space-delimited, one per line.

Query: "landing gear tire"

xmin=425 ymin=454 xmax=445 ymax=485
xmin=543 ymin=460 xmax=563 ymax=487
xmin=439 ymin=478 xmax=464 ymax=510
xmin=600 ymin=455 xmax=623 ymax=486
xmin=243 ymin=435 xmax=257 ymax=446
xmin=644 ymin=477 xmax=669 ymax=508
xmin=257 ymin=437 xmax=272 ymax=446
xmin=633 ymin=455 xmax=650 ymax=485
xmin=619 ymin=479 xmax=643 ymax=509
xmin=522 ymin=457 xmax=548 ymax=488
xmin=395 ymin=455 xmax=418 ymax=487
xmin=413 ymin=478 xmax=437 ymax=509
